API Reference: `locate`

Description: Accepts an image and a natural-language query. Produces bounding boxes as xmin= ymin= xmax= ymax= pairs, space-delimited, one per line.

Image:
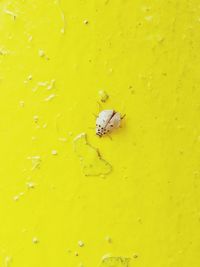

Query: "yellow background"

xmin=0 ymin=0 xmax=200 ymax=266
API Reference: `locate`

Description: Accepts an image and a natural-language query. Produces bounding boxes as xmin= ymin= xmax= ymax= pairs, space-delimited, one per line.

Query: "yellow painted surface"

xmin=0 ymin=0 xmax=200 ymax=266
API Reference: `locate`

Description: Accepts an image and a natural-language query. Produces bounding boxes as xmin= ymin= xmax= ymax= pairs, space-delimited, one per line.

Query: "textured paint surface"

xmin=0 ymin=0 xmax=200 ymax=266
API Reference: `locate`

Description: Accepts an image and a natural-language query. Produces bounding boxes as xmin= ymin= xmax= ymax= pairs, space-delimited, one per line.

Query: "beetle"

xmin=96 ymin=110 xmax=123 ymax=137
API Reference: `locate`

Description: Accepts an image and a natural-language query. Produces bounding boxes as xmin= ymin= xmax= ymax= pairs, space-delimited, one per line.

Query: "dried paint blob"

xmin=73 ymin=133 xmax=112 ymax=176
xmin=32 ymin=237 xmax=39 ymax=244
xmin=78 ymin=240 xmax=84 ymax=247
xmin=105 ymin=236 xmax=112 ymax=243
xmin=98 ymin=90 xmax=109 ymax=103
xmin=99 ymin=256 xmax=130 ymax=267
xmin=26 ymin=182 xmax=35 ymax=189
xmin=83 ymin=19 xmax=89 ymax=24
xmin=13 ymin=195 xmax=19 ymax=201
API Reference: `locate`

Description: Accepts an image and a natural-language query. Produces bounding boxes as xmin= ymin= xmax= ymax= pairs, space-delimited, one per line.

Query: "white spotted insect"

xmin=96 ymin=110 xmax=124 ymax=137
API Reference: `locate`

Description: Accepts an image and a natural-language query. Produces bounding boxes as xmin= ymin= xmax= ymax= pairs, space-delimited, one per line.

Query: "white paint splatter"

xmin=38 ymin=49 xmax=45 ymax=57
xmin=51 ymin=150 xmax=58 ymax=155
xmin=4 ymin=9 xmax=17 ymax=19
xmin=44 ymin=94 xmax=56 ymax=102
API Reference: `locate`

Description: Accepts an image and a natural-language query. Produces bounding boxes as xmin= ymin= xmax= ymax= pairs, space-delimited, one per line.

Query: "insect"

xmin=96 ymin=110 xmax=124 ymax=137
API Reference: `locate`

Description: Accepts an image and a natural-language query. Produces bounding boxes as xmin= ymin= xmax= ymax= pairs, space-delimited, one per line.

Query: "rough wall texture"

xmin=0 ymin=0 xmax=200 ymax=267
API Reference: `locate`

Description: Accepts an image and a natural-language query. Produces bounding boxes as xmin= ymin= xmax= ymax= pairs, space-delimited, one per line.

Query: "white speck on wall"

xmin=47 ymin=79 xmax=56 ymax=90
xmin=38 ymin=81 xmax=48 ymax=87
xmin=51 ymin=150 xmax=58 ymax=155
xmin=83 ymin=19 xmax=89 ymax=25
xmin=26 ymin=182 xmax=35 ymax=189
xmin=33 ymin=115 xmax=39 ymax=123
xmin=45 ymin=94 xmax=56 ymax=102
xmin=13 ymin=195 xmax=19 ymax=201
xmin=28 ymin=35 xmax=33 ymax=42
xmin=0 ymin=47 xmax=9 ymax=56
xmin=19 ymin=100 xmax=25 ymax=107
xmin=38 ymin=49 xmax=45 ymax=57
xmin=102 ymin=254 xmax=111 ymax=260
xmin=43 ymin=123 xmax=48 ymax=128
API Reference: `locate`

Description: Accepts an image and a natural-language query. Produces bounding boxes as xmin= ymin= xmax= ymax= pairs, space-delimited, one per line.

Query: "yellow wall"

xmin=0 ymin=0 xmax=200 ymax=266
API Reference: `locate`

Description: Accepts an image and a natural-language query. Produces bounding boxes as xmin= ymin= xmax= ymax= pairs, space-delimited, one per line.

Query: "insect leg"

xmin=97 ymin=101 xmax=102 ymax=112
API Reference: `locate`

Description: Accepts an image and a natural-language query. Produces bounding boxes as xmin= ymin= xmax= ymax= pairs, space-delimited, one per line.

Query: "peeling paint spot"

xmin=27 ymin=155 xmax=41 ymax=170
xmin=100 ymin=256 xmax=130 ymax=267
xmin=47 ymin=79 xmax=56 ymax=90
xmin=55 ymin=0 xmax=66 ymax=34
xmin=145 ymin=15 xmax=153 ymax=22
xmin=0 ymin=47 xmax=9 ymax=56
xmin=73 ymin=133 xmax=112 ymax=176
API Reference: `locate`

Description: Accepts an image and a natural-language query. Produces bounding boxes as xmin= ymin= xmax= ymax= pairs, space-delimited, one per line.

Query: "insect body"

xmin=96 ymin=110 xmax=122 ymax=137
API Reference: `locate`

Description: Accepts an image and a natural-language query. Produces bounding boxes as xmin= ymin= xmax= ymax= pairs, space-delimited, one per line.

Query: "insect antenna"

xmin=121 ymin=114 xmax=126 ymax=120
xmin=92 ymin=113 xmax=98 ymax=118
